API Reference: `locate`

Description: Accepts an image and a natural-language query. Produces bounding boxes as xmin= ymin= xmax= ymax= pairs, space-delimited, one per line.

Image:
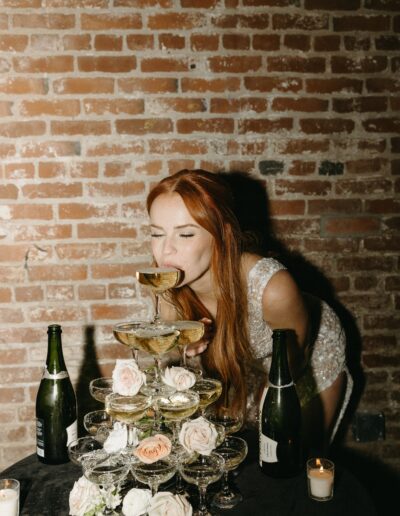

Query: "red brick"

xmin=0 ymin=204 xmax=53 ymax=220
xmin=300 ymin=118 xmax=354 ymax=134
xmin=59 ymin=202 xmax=118 ymax=219
xmin=366 ymin=78 xmax=400 ymax=93
xmin=91 ymin=263 xmax=138 ymax=279
xmin=268 ymin=56 xmax=325 ymax=73
xmin=83 ymin=99 xmax=144 ymax=116
xmin=210 ymin=97 xmax=267 ymax=114
xmin=177 ymin=118 xmax=234 ymax=134
xmin=167 ymin=160 xmax=196 ymax=174
xmin=51 ymin=121 xmax=111 ymax=136
xmin=78 ymin=56 xmax=136 ymax=73
xmin=272 ymin=97 xmax=328 ymax=112
xmin=0 ymin=35 xmax=28 ymax=52
xmin=63 ymin=34 xmax=91 ymax=51
xmin=239 ymin=118 xmax=292 ymax=134
xmin=363 ymin=117 xmax=400 ymax=133
xmin=28 ymin=265 xmax=87 ymax=281
xmin=109 ymin=283 xmax=137 ymax=299
xmin=0 ymin=307 xmax=23 ymax=323
xmin=182 ymin=77 xmax=240 ymax=92
xmin=282 ymin=139 xmax=330 ymax=154
xmin=0 ymin=387 xmax=25 ymax=404
xmin=276 ymin=179 xmax=332 ymax=196
xmin=314 ymin=35 xmax=340 ymax=52
xmin=20 ymin=99 xmax=80 ymax=117
xmin=94 ymin=35 xmax=123 ymax=51
xmin=13 ymin=56 xmax=73 ymax=73
xmin=104 ymin=162 xmax=131 ymax=177
xmin=190 ymin=34 xmax=219 ymax=51
xmin=159 ymin=34 xmax=185 ymax=50
xmin=0 ymin=327 xmax=42 ymax=345
xmin=0 ymin=287 xmax=11 ymax=302
xmin=306 ymin=78 xmax=362 ymax=94
xmin=208 ymin=56 xmax=262 ymax=73
xmin=244 ymin=76 xmax=302 ymax=93
xmin=38 ymin=162 xmax=67 ymax=179
xmin=272 ymin=13 xmax=329 ymax=30
xmin=344 ymin=36 xmax=371 ymax=51
xmin=53 ymin=78 xmax=114 ymax=94
xmin=273 ymin=218 xmax=320 ymax=236
xmin=365 ymin=199 xmax=400 ymax=214
xmin=20 ymin=141 xmax=80 ymax=158
xmin=46 ymin=285 xmax=74 ymax=302
xmin=13 ymin=224 xmax=72 ymax=241
xmin=13 ymin=13 xmax=75 ymax=29
xmin=147 ymin=98 xmax=206 ymax=114
xmin=91 ymin=304 xmax=139 ymax=321
xmin=308 ymin=199 xmax=362 ymax=214
xmin=86 ymin=142 xmax=144 ymax=157
xmin=0 ymin=121 xmax=45 ymax=138
xmin=354 ymin=276 xmax=378 ymax=291
xmin=55 ymin=243 xmax=117 ymax=260
xmin=346 ymin=158 xmax=388 ymax=174
xmin=22 ymin=182 xmax=82 ymax=198
xmin=269 ymin=200 xmax=305 ymax=216
xmin=114 ymin=0 xmax=172 ymax=5
xmin=222 ymin=34 xmax=250 ymax=50
xmin=337 ymin=256 xmax=394 ymax=272
xmin=15 ymin=286 xmax=44 ymax=302
xmin=77 ymin=223 xmax=137 ymax=239
xmin=364 ymin=236 xmax=400 ymax=252
xmin=87 ymin=181 xmax=145 ymax=197
xmin=333 ymin=15 xmax=390 ymax=31
xmin=78 ymin=285 xmax=106 ymax=300
xmin=331 ymin=56 xmax=387 ymax=74
xmin=119 ymin=77 xmax=177 ymax=94
xmin=335 ymin=178 xmax=392 ymax=195
xmin=283 ymin=34 xmax=310 ymax=51
xmin=332 ymin=96 xmax=388 ymax=113
xmin=322 ymin=216 xmax=380 ymax=236
xmin=81 ymin=13 xmax=142 ymax=30
xmin=28 ymin=306 xmax=88 ymax=323
xmin=141 ymin=57 xmax=189 ymax=72
xmin=0 ymin=77 xmax=47 ymax=94
xmin=0 ymin=144 xmax=16 ymax=158
xmin=149 ymin=139 xmax=207 ymax=155
xmin=4 ymin=163 xmax=35 ymax=179
xmin=116 ymin=118 xmax=172 ymax=135
xmin=287 ymin=161 xmax=316 ymax=176
xmin=127 ymin=34 xmax=154 ymax=50
xmin=148 ymin=13 xmax=206 ymax=30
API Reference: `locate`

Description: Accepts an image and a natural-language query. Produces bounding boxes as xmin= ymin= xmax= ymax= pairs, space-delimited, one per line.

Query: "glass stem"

xmin=182 ymin=345 xmax=188 ymax=367
xmin=154 ymin=293 xmax=161 ymax=323
xmin=127 ymin=424 xmax=136 ymax=447
xmin=175 ymin=471 xmax=185 ymax=494
xmin=197 ymin=485 xmax=208 ymax=514
xmin=151 ymin=482 xmax=158 ymax=497
xmin=222 ymin=470 xmax=231 ymax=495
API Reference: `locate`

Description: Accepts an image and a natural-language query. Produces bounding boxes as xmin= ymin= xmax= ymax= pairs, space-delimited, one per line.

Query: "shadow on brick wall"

xmin=75 ymin=325 xmax=103 ymax=436
xmin=222 ymin=170 xmax=399 ymax=513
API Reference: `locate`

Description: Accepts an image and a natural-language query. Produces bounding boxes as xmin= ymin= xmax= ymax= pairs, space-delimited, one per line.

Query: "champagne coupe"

xmin=84 ymin=453 xmax=130 ymax=515
xmin=157 ymin=390 xmax=200 ymax=441
xmin=131 ymin=324 xmax=180 ymax=392
xmin=136 ymin=266 xmax=180 ymax=324
xmin=173 ymin=320 xmax=205 ymax=368
xmin=191 ymin=378 xmax=223 ymax=416
xmin=211 ymin=436 xmax=248 ymax=510
xmin=207 ymin=405 xmax=244 ymax=436
xmin=113 ymin=320 xmax=150 ymax=361
xmin=83 ymin=410 xmax=113 ymax=442
xmin=106 ymin=393 xmax=152 ymax=448
xmin=67 ymin=436 xmax=105 ymax=467
xmin=89 ymin=377 xmax=113 ymax=404
xmin=180 ymin=452 xmax=225 ymax=516
xmin=131 ymin=457 xmax=176 ymax=496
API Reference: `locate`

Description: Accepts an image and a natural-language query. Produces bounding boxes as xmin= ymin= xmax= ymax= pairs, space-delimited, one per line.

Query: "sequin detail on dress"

xmin=245 ymin=257 xmax=353 ymax=440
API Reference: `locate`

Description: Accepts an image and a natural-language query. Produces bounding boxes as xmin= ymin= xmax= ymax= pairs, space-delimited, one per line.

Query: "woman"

xmin=146 ymin=169 xmax=353 ymax=453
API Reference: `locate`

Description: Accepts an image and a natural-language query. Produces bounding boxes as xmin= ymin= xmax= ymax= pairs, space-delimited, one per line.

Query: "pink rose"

xmin=179 ymin=416 xmax=218 ymax=456
xmin=134 ymin=434 xmax=172 ymax=464
xmin=148 ymin=492 xmax=193 ymax=516
xmin=112 ymin=359 xmax=146 ymax=396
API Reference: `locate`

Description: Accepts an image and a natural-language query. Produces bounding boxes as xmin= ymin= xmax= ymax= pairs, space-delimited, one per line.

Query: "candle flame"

xmin=316 ymin=458 xmax=324 ymax=472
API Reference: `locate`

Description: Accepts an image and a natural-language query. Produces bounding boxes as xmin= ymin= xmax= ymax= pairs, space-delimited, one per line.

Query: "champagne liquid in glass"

xmin=132 ymin=459 xmax=176 ymax=496
xmin=89 ymin=377 xmax=113 ymax=404
xmin=192 ymin=379 xmax=223 ymax=414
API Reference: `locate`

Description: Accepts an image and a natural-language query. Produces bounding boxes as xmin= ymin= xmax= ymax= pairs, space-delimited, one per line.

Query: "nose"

xmin=162 ymin=235 xmax=176 ymax=257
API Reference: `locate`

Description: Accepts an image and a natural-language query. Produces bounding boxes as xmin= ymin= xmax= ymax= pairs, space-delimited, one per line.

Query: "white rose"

xmin=162 ymin=367 xmax=196 ymax=391
xmin=112 ymin=359 xmax=146 ymax=396
xmin=69 ymin=475 xmax=103 ymax=516
xmin=178 ymin=416 xmax=218 ymax=456
xmin=148 ymin=492 xmax=193 ymax=516
xmin=103 ymin=421 xmax=130 ymax=453
xmin=122 ymin=488 xmax=152 ymax=516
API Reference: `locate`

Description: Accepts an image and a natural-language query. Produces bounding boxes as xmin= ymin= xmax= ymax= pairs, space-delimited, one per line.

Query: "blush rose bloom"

xmin=69 ymin=475 xmax=103 ymax=516
xmin=179 ymin=416 xmax=218 ymax=456
xmin=122 ymin=488 xmax=152 ymax=516
xmin=162 ymin=366 xmax=196 ymax=391
xmin=134 ymin=434 xmax=172 ymax=464
xmin=112 ymin=359 xmax=146 ymax=396
xmin=148 ymin=492 xmax=193 ymax=516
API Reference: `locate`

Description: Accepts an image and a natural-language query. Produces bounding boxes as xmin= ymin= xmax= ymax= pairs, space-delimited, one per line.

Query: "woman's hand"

xmin=185 ymin=318 xmax=213 ymax=357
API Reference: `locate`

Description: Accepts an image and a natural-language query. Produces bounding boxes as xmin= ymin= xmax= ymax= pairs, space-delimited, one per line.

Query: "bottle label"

xmin=36 ymin=417 xmax=45 ymax=457
xmin=42 ymin=368 xmax=69 ymax=380
xmin=260 ymin=433 xmax=278 ymax=463
xmin=66 ymin=420 xmax=78 ymax=445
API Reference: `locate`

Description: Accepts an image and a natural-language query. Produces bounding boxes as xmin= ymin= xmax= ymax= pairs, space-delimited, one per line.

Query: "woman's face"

xmin=149 ymin=192 xmax=214 ymax=290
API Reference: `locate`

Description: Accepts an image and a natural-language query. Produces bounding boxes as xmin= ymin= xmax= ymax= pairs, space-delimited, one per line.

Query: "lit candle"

xmin=307 ymin=458 xmax=334 ymax=501
xmin=0 ymin=488 xmax=19 ymax=516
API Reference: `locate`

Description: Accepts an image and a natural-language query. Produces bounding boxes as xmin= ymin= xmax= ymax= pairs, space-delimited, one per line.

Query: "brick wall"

xmin=0 ymin=0 xmax=399 ymax=475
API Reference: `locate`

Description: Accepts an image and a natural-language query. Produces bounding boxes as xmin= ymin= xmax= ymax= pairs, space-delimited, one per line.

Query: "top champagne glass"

xmin=136 ymin=267 xmax=181 ymax=324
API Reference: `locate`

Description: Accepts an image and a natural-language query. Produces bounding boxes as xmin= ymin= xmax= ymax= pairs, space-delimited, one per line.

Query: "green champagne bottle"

xmin=259 ymin=329 xmax=302 ymax=477
xmin=36 ymin=324 xmax=77 ymax=464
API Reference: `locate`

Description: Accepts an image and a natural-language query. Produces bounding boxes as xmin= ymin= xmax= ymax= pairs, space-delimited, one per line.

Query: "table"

xmin=1 ymin=432 xmax=377 ymax=516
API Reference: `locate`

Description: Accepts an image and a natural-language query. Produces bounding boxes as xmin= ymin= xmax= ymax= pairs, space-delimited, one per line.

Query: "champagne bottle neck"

xmin=45 ymin=324 xmax=67 ymax=375
xmin=268 ymin=329 xmax=293 ymax=387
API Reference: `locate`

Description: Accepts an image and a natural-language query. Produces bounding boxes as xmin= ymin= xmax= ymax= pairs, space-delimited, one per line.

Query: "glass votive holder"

xmin=0 ymin=478 xmax=20 ymax=516
xmin=307 ymin=458 xmax=334 ymax=502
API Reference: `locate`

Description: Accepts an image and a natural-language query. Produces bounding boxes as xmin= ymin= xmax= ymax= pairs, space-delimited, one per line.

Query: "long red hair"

xmin=147 ymin=169 xmax=252 ymax=413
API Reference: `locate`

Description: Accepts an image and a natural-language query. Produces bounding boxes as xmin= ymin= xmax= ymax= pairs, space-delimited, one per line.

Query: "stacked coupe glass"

xmin=68 ymin=267 xmax=247 ymax=516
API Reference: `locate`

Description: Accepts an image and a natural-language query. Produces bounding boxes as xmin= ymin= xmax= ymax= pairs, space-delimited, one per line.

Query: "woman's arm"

xmin=262 ymin=269 xmax=309 ymax=380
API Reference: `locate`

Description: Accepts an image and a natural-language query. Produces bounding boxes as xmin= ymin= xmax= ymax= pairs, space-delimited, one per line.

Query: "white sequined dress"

xmin=245 ymin=257 xmax=353 ymax=440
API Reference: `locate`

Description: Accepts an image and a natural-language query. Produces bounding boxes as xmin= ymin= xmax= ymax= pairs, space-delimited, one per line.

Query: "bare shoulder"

xmin=262 ymin=269 xmax=307 ymax=326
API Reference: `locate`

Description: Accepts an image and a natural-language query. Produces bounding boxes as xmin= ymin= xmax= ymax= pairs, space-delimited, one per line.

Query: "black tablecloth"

xmin=1 ymin=433 xmax=378 ymax=516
